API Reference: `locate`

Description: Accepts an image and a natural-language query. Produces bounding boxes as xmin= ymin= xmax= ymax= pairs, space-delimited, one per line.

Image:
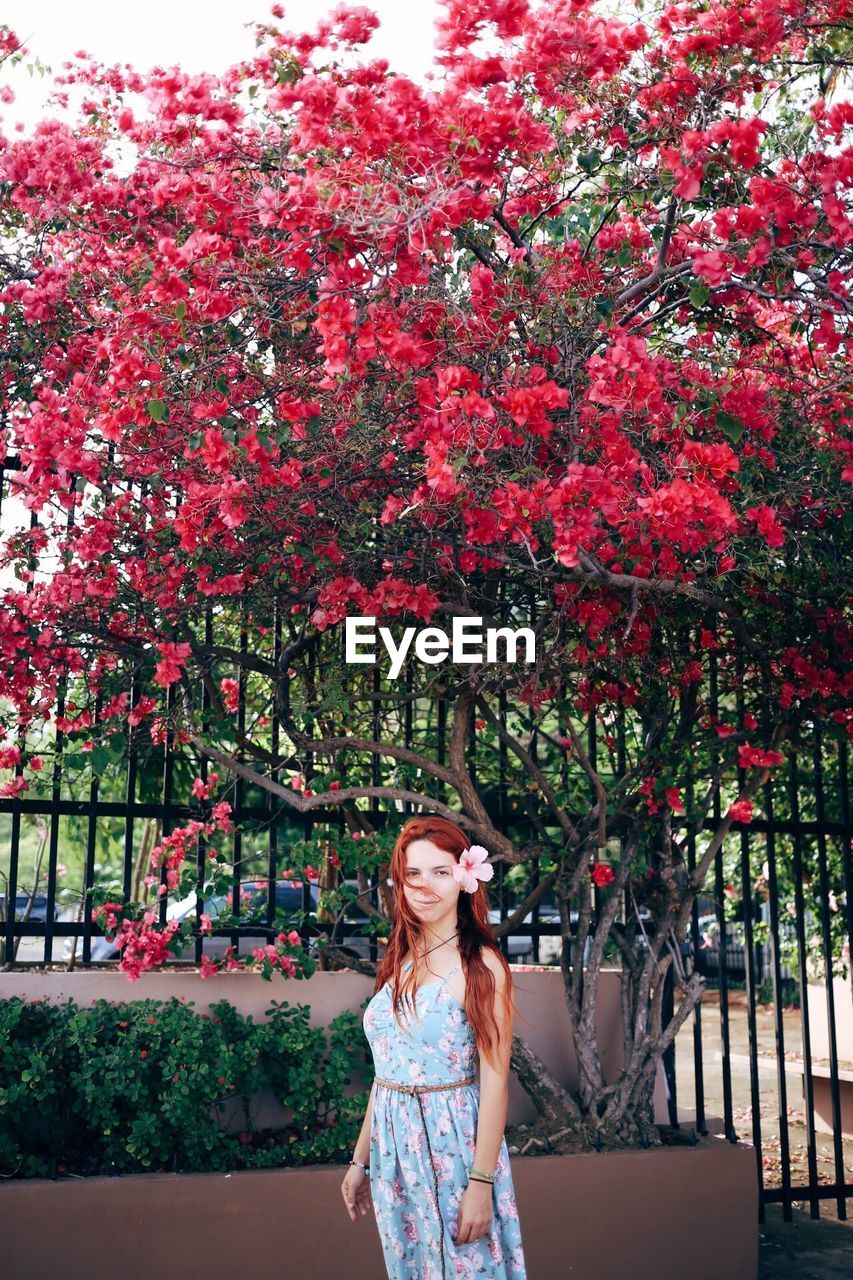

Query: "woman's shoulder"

xmin=479 ymin=945 xmax=509 ymax=981
xmin=477 ymin=948 xmax=513 ymax=1009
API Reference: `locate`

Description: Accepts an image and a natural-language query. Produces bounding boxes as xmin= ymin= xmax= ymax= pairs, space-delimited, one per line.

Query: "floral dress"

xmin=362 ymin=958 xmax=527 ymax=1280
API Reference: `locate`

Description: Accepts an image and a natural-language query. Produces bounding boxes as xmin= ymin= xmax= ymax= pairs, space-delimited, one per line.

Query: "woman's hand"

xmin=453 ymin=1180 xmax=493 ymax=1245
xmin=341 ymin=1164 xmax=373 ymax=1222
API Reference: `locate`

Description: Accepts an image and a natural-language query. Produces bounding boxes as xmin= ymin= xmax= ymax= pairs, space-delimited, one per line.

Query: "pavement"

xmin=675 ymin=988 xmax=852 ymax=1277
xmin=758 ymin=1203 xmax=853 ymax=1278
xmin=675 ymin=989 xmax=852 ymax=1182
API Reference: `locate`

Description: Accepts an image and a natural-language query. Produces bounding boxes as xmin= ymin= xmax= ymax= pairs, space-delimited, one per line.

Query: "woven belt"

xmin=374 ymin=1074 xmax=475 ymax=1095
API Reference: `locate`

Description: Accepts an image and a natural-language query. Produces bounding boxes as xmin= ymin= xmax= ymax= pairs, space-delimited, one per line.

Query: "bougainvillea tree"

xmin=0 ymin=2 xmax=850 ymax=1146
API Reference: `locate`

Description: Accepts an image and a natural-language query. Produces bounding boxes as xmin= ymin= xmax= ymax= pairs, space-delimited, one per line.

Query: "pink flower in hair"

xmin=452 ymin=845 xmax=494 ymax=894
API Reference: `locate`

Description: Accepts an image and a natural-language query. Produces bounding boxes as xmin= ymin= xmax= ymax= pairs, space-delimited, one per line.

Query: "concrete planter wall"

xmin=0 ymin=966 xmax=671 ymax=1127
xmin=0 ymin=969 xmax=758 ymax=1277
xmin=805 ymin=976 xmax=853 ymax=1061
xmin=0 ymin=1139 xmax=758 ymax=1280
xmin=805 ymin=977 xmax=853 ymax=1139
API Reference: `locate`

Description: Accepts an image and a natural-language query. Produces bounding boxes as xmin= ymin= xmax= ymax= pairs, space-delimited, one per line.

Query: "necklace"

xmin=398 ymin=930 xmax=460 ymax=1014
xmin=414 ymin=930 xmax=459 ymax=962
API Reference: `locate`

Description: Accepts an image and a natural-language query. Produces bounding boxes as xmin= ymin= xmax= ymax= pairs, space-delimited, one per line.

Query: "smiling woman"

xmin=340 ymin=816 xmax=527 ymax=1280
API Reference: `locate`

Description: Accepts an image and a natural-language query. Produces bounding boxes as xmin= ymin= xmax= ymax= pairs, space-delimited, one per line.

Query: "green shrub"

xmin=0 ymin=995 xmax=372 ymax=1179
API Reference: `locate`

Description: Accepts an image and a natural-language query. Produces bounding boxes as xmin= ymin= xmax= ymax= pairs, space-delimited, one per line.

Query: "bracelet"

xmin=469 ymin=1167 xmax=495 ymax=1182
xmin=349 ymin=1159 xmax=370 ymax=1175
xmin=468 ymin=1175 xmax=495 ymax=1186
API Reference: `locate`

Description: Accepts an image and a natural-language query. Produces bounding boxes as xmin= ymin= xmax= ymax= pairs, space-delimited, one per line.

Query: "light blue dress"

xmin=362 ymin=957 xmax=528 ymax=1280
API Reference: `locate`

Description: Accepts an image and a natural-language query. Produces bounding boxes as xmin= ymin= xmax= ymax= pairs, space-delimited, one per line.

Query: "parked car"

xmin=0 ymin=893 xmax=57 ymax=923
xmin=693 ymin=913 xmax=748 ymax=976
xmin=61 ymin=880 xmax=373 ymax=962
xmin=66 ymin=880 xmax=577 ymax=968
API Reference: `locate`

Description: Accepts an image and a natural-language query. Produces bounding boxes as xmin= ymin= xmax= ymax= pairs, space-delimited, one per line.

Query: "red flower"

xmin=728 ymin=799 xmax=754 ymax=824
xmin=591 ymin=863 xmax=615 ymax=889
xmin=738 ymin=743 xmax=785 ymax=770
xmin=153 ymin=641 xmax=192 ymax=689
xmin=665 ymin=786 xmax=684 ymax=814
xmin=745 ymin=504 xmax=785 ymax=548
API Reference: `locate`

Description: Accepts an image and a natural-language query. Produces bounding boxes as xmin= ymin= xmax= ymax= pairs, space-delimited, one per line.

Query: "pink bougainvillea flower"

xmin=665 ymin=786 xmax=684 ymax=814
xmin=452 ymin=844 xmax=494 ymax=894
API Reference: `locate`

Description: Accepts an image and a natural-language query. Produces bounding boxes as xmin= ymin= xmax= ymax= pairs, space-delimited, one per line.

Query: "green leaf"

xmin=174 ymin=301 xmax=186 ymax=321
xmin=716 ymin=411 xmax=745 ymax=444
xmin=90 ymin=748 xmax=110 ymax=775
xmin=578 ymin=148 xmax=601 ymax=174
xmin=690 ymin=285 xmax=710 ymax=308
xmin=146 ymin=399 xmax=167 ymax=423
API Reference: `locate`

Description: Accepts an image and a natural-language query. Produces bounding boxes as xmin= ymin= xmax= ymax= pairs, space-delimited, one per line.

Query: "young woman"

xmin=340 ymin=815 xmax=528 ymax=1280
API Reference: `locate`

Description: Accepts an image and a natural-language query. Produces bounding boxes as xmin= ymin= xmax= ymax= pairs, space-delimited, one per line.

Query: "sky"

xmin=2 ymin=0 xmax=444 ymax=132
xmin=0 ymin=1 xmax=447 ymax=571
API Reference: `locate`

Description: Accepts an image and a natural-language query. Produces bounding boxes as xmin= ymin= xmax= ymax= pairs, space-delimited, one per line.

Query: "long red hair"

xmin=373 ymin=816 xmax=514 ymax=1067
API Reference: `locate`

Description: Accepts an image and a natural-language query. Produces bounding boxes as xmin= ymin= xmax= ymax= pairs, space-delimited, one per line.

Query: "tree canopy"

xmin=0 ymin=0 xmax=850 ymax=1145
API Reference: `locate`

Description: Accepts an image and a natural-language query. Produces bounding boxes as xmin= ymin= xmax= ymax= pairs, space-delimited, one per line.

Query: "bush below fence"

xmin=1 ymin=962 xmax=671 ymax=1172
xmin=0 ymin=995 xmax=371 ymax=1178
xmin=0 ymin=966 xmax=673 ymax=1180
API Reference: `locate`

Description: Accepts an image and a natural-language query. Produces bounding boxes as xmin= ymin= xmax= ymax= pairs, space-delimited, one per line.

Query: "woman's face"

xmin=400 ymin=838 xmax=461 ymax=925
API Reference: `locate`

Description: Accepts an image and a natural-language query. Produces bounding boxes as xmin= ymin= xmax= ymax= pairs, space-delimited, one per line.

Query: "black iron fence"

xmin=2 ymin=729 xmax=850 ymax=1221
xmin=681 ymin=769 xmax=852 ymax=1223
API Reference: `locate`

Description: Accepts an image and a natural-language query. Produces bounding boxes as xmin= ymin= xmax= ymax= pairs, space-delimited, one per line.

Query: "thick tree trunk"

xmin=510 ymin=1027 xmax=665 ymax=1149
xmin=509 ymin=1031 xmax=582 ymax=1129
xmin=507 ymin=968 xmax=707 ymax=1150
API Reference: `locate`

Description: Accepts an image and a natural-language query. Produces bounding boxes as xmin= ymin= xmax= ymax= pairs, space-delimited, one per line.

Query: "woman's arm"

xmin=471 ymin=952 xmax=513 ymax=1176
xmin=351 ymin=1078 xmax=376 ymax=1165
xmin=454 ymin=952 xmax=514 ymax=1246
xmin=341 ymin=1079 xmax=376 ymax=1222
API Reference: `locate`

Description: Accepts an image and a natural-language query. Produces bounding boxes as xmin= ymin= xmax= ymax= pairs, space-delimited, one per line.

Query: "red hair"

xmin=373 ymin=815 xmax=514 ymax=1067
